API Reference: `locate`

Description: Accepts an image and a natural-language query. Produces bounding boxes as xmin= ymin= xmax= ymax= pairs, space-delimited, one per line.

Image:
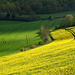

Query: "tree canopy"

xmin=0 ymin=0 xmax=75 ymax=15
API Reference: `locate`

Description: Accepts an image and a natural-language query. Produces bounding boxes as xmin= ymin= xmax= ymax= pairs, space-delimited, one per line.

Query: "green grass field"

xmin=0 ymin=20 xmax=48 ymax=56
xmin=0 ymin=18 xmax=64 ymax=56
xmin=40 ymin=11 xmax=75 ymax=18
xmin=0 ymin=11 xmax=75 ymax=57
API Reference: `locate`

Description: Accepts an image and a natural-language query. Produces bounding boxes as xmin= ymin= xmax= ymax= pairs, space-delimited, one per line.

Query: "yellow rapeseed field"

xmin=0 ymin=27 xmax=75 ymax=75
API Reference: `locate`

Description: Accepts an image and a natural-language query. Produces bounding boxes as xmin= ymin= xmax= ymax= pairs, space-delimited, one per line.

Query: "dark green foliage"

xmin=48 ymin=16 xmax=52 ymax=20
xmin=38 ymin=40 xmax=43 ymax=45
xmin=11 ymin=14 xmax=15 ymax=19
xmin=0 ymin=0 xmax=75 ymax=16
xmin=7 ymin=12 xmax=10 ymax=19
xmin=20 ymin=48 xmax=26 ymax=52
xmin=0 ymin=0 xmax=75 ymax=21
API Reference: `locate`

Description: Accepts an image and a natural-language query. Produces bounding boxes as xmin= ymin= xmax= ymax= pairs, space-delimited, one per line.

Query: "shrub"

xmin=40 ymin=25 xmax=53 ymax=43
xmin=65 ymin=14 xmax=74 ymax=27
xmin=30 ymin=45 xmax=36 ymax=49
xmin=20 ymin=48 xmax=26 ymax=52
xmin=38 ymin=40 xmax=43 ymax=45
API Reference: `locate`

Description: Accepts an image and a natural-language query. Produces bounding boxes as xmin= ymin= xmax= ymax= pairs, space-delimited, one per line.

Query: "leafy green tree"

xmin=0 ymin=0 xmax=75 ymax=18
xmin=40 ymin=25 xmax=53 ymax=44
xmin=0 ymin=4 xmax=7 ymax=13
xmin=65 ymin=14 xmax=74 ymax=27
xmin=7 ymin=2 xmax=17 ymax=15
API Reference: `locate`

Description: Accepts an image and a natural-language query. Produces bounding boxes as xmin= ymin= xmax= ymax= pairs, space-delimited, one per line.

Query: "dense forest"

xmin=0 ymin=0 xmax=75 ymax=21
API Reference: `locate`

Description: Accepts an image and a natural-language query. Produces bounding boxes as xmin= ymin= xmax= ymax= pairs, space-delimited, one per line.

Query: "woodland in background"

xmin=0 ymin=0 xmax=75 ymax=21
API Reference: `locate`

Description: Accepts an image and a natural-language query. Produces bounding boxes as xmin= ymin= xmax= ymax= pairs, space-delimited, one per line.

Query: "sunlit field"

xmin=0 ymin=18 xmax=64 ymax=56
xmin=0 ymin=27 xmax=75 ymax=75
xmin=0 ymin=0 xmax=75 ymax=74
xmin=0 ymin=11 xmax=75 ymax=56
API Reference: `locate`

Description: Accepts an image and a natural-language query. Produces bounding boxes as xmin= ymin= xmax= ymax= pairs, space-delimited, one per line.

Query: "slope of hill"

xmin=0 ymin=27 xmax=75 ymax=75
xmin=0 ymin=18 xmax=64 ymax=57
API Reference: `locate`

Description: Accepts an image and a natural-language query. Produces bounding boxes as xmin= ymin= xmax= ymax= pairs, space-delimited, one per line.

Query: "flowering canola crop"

xmin=0 ymin=27 xmax=75 ymax=75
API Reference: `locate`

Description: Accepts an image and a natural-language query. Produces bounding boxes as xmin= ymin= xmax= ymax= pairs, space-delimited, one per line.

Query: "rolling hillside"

xmin=0 ymin=11 xmax=75 ymax=57
xmin=0 ymin=19 xmax=64 ymax=57
xmin=0 ymin=27 xmax=75 ymax=75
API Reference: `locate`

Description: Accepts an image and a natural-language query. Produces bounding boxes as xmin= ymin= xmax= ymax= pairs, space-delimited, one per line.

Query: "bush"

xmin=30 ymin=45 xmax=36 ymax=49
xmin=38 ymin=40 xmax=43 ymax=45
xmin=40 ymin=25 xmax=51 ymax=43
xmin=20 ymin=48 xmax=26 ymax=52
xmin=65 ymin=14 xmax=74 ymax=27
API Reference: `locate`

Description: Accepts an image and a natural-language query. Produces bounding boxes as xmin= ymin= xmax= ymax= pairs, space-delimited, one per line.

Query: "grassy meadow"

xmin=0 ymin=18 xmax=64 ymax=56
xmin=40 ymin=11 xmax=75 ymax=18
xmin=0 ymin=26 xmax=75 ymax=74
xmin=0 ymin=20 xmax=49 ymax=56
xmin=0 ymin=11 xmax=75 ymax=57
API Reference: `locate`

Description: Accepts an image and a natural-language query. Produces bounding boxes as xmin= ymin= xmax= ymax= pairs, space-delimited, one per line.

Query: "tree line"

xmin=0 ymin=0 xmax=75 ymax=15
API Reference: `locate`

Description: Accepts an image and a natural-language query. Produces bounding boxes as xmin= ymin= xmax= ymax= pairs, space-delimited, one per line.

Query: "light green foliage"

xmin=65 ymin=14 xmax=74 ymax=27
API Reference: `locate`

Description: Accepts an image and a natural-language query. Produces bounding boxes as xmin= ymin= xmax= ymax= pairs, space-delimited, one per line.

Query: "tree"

xmin=40 ymin=25 xmax=53 ymax=44
xmin=65 ymin=14 xmax=74 ymax=27
xmin=7 ymin=2 xmax=17 ymax=15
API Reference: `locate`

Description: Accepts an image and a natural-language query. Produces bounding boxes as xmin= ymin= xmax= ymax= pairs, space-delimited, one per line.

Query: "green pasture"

xmin=0 ymin=11 xmax=75 ymax=57
xmin=0 ymin=18 xmax=64 ymax=56
xmin=40 ymin=11 xmax=75 ymax=18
